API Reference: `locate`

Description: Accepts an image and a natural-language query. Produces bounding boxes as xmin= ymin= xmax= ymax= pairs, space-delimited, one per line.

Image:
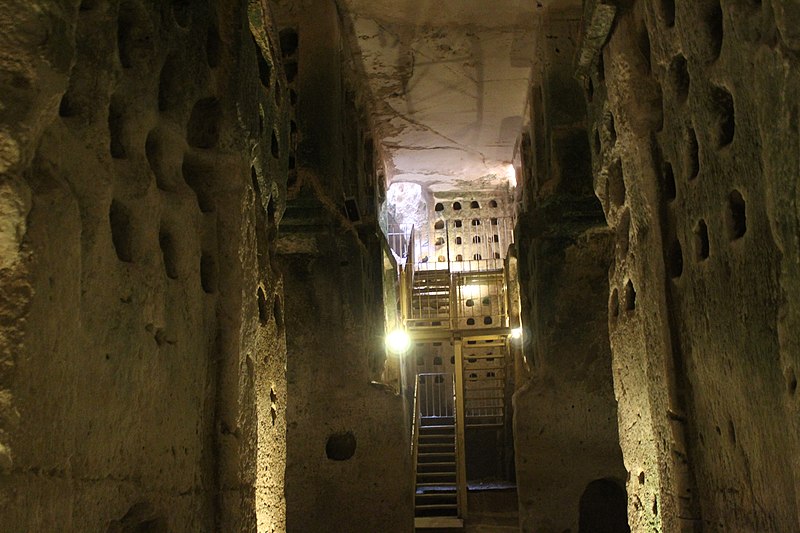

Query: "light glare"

xmin=461 ymin=284 xmax=482 ymax=298
xmin=386 ymin=329 xmax=411 ymax=354
xmin=506 ymin=164 xmax=517 ymax=187
xmin=511 ymin=327 xmax=523 ymax=340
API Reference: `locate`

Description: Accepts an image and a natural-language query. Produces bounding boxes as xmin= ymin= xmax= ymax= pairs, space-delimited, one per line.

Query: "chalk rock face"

xmin=3 ymin=1 xmax=800 ymax=532
xmin=0 ymin=1 xmax=289 ymax=531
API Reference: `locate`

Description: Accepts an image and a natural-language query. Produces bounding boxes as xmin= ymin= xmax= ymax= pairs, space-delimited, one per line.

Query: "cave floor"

xmin=417 ymin=486 xmax=519 ymax=532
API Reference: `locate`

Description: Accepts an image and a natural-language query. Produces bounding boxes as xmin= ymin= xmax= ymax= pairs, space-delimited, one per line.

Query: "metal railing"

xmin=387 ymin=223 xmax=414 ymax=263
xmin=416 ymin=372 xmax=455 ymax=419
xmin=407 ymin=269 xmax=508 ymax=330
xmin=411 ymin=373 xmax=421 ymax=490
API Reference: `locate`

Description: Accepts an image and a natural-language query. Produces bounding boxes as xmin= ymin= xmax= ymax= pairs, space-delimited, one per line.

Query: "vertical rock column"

xmin=275 ymin=1 xmax=413 ymax=531
xmin=512 ymin=8 xmax=627 ymax=533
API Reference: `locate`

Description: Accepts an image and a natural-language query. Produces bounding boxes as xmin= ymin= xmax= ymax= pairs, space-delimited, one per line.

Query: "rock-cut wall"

xmin=0 ymin=1 xmax=289 ymax=531
xmin=512 ymin=7 xmax=628 ymax=533
xmin=270 ymin=1 xmax=414 ymax=531
xmin=586 ymin=0 xmax=800 ymax=530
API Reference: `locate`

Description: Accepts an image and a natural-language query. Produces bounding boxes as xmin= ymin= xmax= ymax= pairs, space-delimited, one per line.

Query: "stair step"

xmin=416 ymin=493 xmax=457 ymax=499
xmin=419 ymin=436 xmax=455 ymax=443
xmin=416 ymin=482 xmax=457 ymax=488
xmin=464 ymin=395 xmax=505 ymax=401
xmin=417 ymin=466 xmax=456 ymax=472
xmin=464 ymin=361 xmax=506 ymax=370
xmin=419 ymin=449 xmax=455 ymax=454
xmin=417 ymin=476 xmax=456 ymax=483
xmin=415 ymin=504 xmax=458 ymax=510
xmin=464 ymin=340 xmax=506 ymax=347
xmin=414 ymin=517 xmax=464 ymax=529
xmin=419 ymin=431 xmax=454 ymax=437
xmin=416 ymin=496 xmax=457 ymax=502
xmin=412 ymin=289 xmax=450 ymax=293
xmin=417 ymin=460 xmax=455 ymax=467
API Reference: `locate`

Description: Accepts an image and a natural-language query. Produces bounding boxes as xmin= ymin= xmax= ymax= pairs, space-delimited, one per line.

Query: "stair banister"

xmin=411 ymin=373 xmax=421 ymax=489
xmin=453 ymin=342 xmax=468 ymax=519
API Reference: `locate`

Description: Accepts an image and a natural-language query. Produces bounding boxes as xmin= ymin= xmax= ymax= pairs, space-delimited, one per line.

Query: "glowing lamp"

xmin=386 ymin=329 xmax=411 ymax=354
xmin=510 ymin=327 xmax=523 ymax=340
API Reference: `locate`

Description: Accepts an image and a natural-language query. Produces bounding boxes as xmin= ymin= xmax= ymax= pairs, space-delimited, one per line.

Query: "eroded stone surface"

xmin=588 ymin=1 xmax=800 ymax=530
xmin=0 ymin=1 xmax=289 ymax=531
xmin=511 ymin=8 xmax=627 ymax=532
xmin=270 ymin=1 xmax=413 ymax=530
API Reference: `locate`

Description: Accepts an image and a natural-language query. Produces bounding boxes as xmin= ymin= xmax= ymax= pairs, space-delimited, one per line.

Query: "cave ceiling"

xmin=340 ymin=0 xmax=546 ymax=193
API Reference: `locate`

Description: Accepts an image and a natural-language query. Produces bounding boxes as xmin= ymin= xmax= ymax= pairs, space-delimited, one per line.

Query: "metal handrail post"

xmin=453 ymin=340 xmax=468 ymax=519
xmin=411 ymin=373 xmax=421 ymax=498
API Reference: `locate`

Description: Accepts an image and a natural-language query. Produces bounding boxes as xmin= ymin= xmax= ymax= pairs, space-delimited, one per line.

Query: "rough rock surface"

xmin=270 ymin=1 xmax=413 ymax=531
xmin=588 ymin=0 xmax=800 ymax=530
xmin=0 ymin=0 xmax=289 ymax=531
xmin=511 ymin=7 xmax=627 ymax=532
xmin=340 ymin=0 xmax=538 ymax=191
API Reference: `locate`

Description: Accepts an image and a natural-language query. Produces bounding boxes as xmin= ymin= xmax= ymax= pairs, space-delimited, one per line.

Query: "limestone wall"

xmin=512 ymin=8 xmax=627 ymax=533
xmin=587 ymin=0 xmax=800 ymax=530
xmin=271 ymin=1 xmax=413 ymax=531
xmin=0 ymin=1 xmax=289 ymax=531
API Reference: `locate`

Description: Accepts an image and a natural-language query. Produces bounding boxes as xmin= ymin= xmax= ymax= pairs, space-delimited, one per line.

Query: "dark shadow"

xmin=578 ymin=479 xmax=630 ymax=533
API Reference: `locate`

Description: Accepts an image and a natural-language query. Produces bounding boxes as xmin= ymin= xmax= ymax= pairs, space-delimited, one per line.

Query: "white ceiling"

xmin=341 ymin=0 xmax=539 ymax=192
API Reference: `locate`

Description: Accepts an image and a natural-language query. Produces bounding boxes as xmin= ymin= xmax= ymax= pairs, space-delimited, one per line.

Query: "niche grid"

xmin=428 ymin=196 xmax=512 ymax=266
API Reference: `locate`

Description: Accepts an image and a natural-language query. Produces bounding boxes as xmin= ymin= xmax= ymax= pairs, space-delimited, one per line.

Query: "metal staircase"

xmin=398 ymin=216 xmax=518 ymax=529
xmin=412 ymin=374 xmax=465 ymax=529
xmin=415 ymin=418 xmax=458 ymax=517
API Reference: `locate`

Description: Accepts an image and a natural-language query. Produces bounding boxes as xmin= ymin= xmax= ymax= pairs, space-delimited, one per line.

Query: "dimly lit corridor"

xmin=1 ymin=0 xmax=799 ymax=532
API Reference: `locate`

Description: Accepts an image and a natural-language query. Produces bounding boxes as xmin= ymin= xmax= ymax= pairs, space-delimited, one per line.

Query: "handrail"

xmin=411 ymin=374 xmax=421 ymax=457
xmin=407 ymin=225 xmax=416 ymax=315
xmin=416 ymin=373 xmax=455 ymax=418
xmin=452 ymin=372 xmax=459 ymax=500
xmin=410 ymin=373 xmax=421 ymax=495
xmin=453 ymin=344 xmax=468 ymax=518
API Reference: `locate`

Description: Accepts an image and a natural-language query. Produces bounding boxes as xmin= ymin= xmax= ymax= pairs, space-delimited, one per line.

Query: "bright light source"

xmin=386 ymin=329 xmax=411 ymax=354
xmin=461 ymin=284 xmax=482 ymax=298
xmin=510 ymin=327 xmax=523 ymax=340
xmin=506 ymin=164 xmax=517 ymax=188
